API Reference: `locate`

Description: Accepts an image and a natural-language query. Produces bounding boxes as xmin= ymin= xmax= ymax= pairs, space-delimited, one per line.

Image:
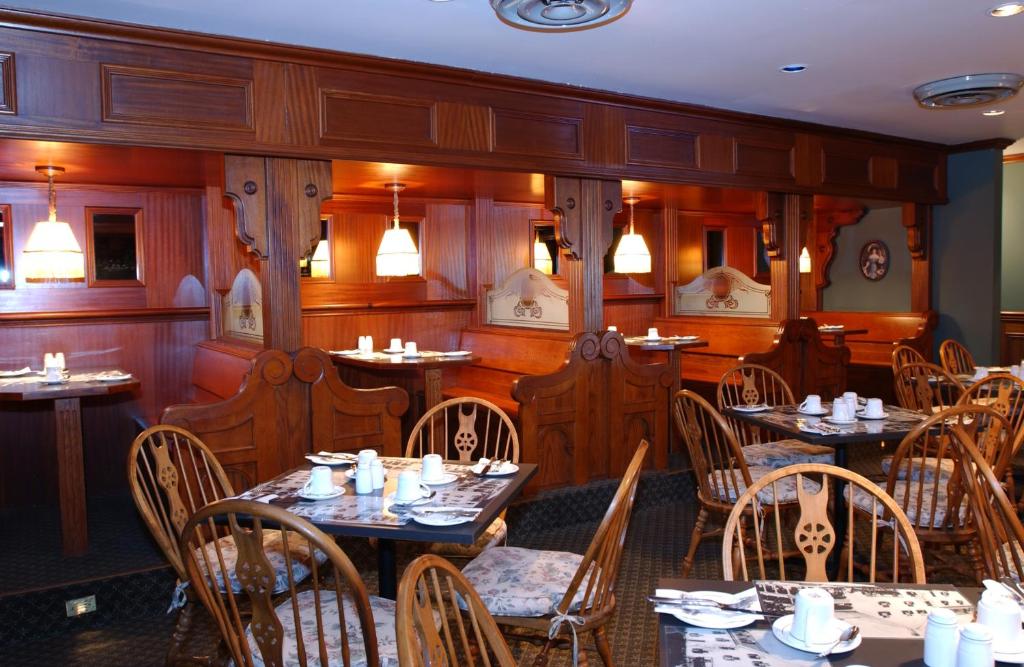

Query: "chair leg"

xmin=682 ymin=508 xmax=709 ymax=577
xmin=166 ymin=601 xmax=197 ymax=667
xmin=594 ymin=627 xmax=614 ymax=667
xmin=532 ymin=639 xmax=555 ymax=667
xmin=578 ymin=644 xmax=590 ymax=667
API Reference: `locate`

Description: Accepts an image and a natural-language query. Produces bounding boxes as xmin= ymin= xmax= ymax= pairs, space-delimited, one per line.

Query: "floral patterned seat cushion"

xmin=845 ymin=480 xmax=967 ymax=529
xmin=244 ymin=590 xmax=397 ymax=667
xmin=707 ymin=466 xmax=821 ymax=504
xmin=741 ymin=439 xmax=834 ymax=468
xmin=880 ymin=456 xmax=955 ymax=482
xmin=198 ymin=530 xmax=328 ymax=596
xmin=430 ymin=516 xmax=507 ymax=558
xmin=461 ymin=546 xmax=591 ymax=617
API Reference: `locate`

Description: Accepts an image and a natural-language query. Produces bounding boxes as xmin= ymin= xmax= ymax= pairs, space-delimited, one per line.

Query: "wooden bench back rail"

xmin=650 ymin=316 xmax=782 ymax=385
xmin=513 ymin=331 xmax=672 ymax=492
xmin=189 ymin=339 xmax=262 ymax=403
xmin=162 ymin=347 xmax=409 ymax=488
xmin=742 ymin=318 xmax=851 ymax=399
xmin=801 ymin=310 xmax=938 ymax=366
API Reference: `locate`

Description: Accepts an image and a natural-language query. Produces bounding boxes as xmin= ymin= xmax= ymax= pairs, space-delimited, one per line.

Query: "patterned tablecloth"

xmin=744 ymin=403 xmax=927 ymax=438
xmin=0 ymin=370 xmax=131 ymax=388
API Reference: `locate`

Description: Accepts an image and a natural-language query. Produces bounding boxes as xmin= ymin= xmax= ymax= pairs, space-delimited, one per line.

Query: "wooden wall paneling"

xmin=758 ymin=192 xmax=805 ymax=320
xmin=142 ymin=191 xmax=206 ymax=306
xmin=661 ymin=205 xmax=678 ymax=317
xmin=486 ymin=202 xmax=541 ymax=289
xmin=424 ymin=202 xmax=470 ymax=300
xmin=819 ymin=137 xmax=946 ymax=203
xmin=676 ymin=212 xmax=705 ymax=287
xmin=0 ymin=51 xmax=14 ymax=115
xmin=902 ymin=202 xmax=932 ymax=311
xmin=302 ymin=307 xmax=471 ymax=356
xmin=1002 ymin=312 xmax=1024 ymax=366
xmin=603 ymin=297 xmax=661 ymax=336
xmin=253 ymin=60 xmax=320 ymax=147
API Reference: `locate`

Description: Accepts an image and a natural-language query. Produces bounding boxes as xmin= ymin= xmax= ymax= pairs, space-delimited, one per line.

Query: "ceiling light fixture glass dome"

xmin=490 ymin=0 xmax=632 ymax=31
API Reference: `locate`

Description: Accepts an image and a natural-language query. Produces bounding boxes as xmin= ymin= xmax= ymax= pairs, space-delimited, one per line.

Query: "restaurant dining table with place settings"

xmin=817 ymin=326 xmax=869 ymax=346
xmin=231 ymin=456 xmax=536 ymax=599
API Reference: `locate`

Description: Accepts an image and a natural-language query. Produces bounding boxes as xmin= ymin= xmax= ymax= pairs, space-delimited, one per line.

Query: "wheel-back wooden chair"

xmin=893 ymin=361 xmax=965 ymax=414
xmin=397 ymin=555 xmax=516 ymax=667
xmin=716 ymin=364 xmax=834 ymax=468
xmin=958 ymin=373 xmax=1024 ymax=506
xmin=722 ymin=464 xmax=926 ymax=584
xmin=180 ymin=499 xmax=396 ymax=666
xmin=673 ymin=390 xmax=804 ymax=577
xmin=461 ymin=441 xmax=649 ymax=667
xmin=940 ymin=339 xmax=976 ymax=376
xmin=406 ymin=397 xmax=519 ymax=558
xmin=861 ymin=405 xmax=1016 ymax=582
xmin=891 ymin=344 xmax=926 ymax=376
xmin=953 ymin=432 xmax=1024 ymax=583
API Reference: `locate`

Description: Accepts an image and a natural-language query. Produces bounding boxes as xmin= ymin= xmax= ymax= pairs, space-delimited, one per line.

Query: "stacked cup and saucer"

xmin=977 ymin=589 xmax=1024 ymax=664
xmin=419 ymin=453 xmax=457 ymax=486
xmin=773 ymin=588 xmax=861 ymax=655
xmin=299 ymin=465 xmax=344 ymax=501
xmin=798 ymin=394 xmax=829 ymax=417
xmin=386 ymin=470 xmax=432 ymax=508
xmin=824 ymin=393 xmax=858 ymax=426
xmin=857 ymin=397 xmax=888 ymax=420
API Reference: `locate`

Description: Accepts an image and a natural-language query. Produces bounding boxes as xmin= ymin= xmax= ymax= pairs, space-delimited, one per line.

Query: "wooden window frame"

xmin=85 ymin=206 xmax=145 ymax=287
xmin=300 ymin=214 xmax=334 ymax=283
xmin=0 ymin=204 xmax=12 ymax=289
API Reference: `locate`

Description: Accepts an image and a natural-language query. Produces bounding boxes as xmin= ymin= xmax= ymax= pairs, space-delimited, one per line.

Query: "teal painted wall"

xmin=1003 ymin=161 xmax=1024 ymax=311
xmin=822 ymin=206 xmax=910 ymax=312
xmin=933 ymin=149 xmax=1003 ymax=363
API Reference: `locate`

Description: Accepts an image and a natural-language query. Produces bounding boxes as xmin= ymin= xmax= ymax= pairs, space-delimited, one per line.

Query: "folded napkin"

xmin=329 ymin=349 xmax=360 ymax=356
xmin=652 ymin=587 xmax=761 ymax=616
xmin=0 ymin=367 xmax=31 ymax=377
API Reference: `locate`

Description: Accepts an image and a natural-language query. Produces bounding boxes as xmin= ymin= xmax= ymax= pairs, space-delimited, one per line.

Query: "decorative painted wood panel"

xmin=486 ymin=267 xmax=569 ymax=331
xmin=675 ymin=266 xmax=772 ymax=317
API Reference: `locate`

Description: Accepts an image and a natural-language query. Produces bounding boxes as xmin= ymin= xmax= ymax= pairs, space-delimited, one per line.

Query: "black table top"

xmin=236 ymin=458 xmax=536 ymax=545
xmin=725 ymin=403 xmax=928 ymax=446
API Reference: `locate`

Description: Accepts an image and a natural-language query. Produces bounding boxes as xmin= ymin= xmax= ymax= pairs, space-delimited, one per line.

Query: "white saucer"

xmin=402 ymin=352 xmax=423 ymax=359
xmin=798 ymin=408 xmax=830 ymax=416
xmin=673 ymin=335 xmax=700 ymax=341
xmin=442 ymin=350 xmax=472 ymax=357
xmin=824 ymin=415 xmax=858 ymax=425
xmin=471 ymin=462 xmax=519 ymax=476
xmin=386 ymin=490 xmax=432 ymax=507
xmin=41 ymin=378 xmax=70 ymax=385
xmin=383 ymin=348 xmax=404 ymax=354
xmin=305 ymin=454 xmax=353 ymax=466
xmin=97 ymin=373 xmax=132 ymax=382
xmin=409 ymin=511 xmax=476 ymax=527
xmin=298 ymin=485 xmax=345 ymax=501
xmin=733 ymin=404 xmax=771 ymax=413
xmin=772 ymin=615 xmax=861 ymax=654
xmin=420 ymin=472 xmax=458 ymax=486
xmin=856 ymin=410 xmax=889 ymax=420
xmin=657 ymin=590 xmax=760 ymax=629
xmin=995 ymin=645 xmax=1024 ymax=664
xmin=331 ymin=349 xmax=360 ymax=356
xmin=644 ymin=336 xmax=661 ymax=342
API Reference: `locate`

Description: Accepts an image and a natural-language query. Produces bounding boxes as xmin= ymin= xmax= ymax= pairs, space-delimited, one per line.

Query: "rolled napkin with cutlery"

xmin=412 ymin=506 xmax=481 ymax=518
xmin=650 ymin=587 xmax=763 ymax=617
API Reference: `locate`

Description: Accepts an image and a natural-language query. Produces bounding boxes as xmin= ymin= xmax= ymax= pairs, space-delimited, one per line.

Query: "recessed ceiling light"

xmin=990 ymin=3 xmax=1024 ymax=17
xmin=983 ymin=109 xmax=1006 ymax=116
xmin=779 ymin=64 xmax=807 ymax=73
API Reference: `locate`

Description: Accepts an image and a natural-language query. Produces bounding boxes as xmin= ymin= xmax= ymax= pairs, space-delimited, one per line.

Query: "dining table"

xmin=817 ymin=326 xmax=869 ymax=346
xmin=656 ymin=578 xmax=994 ymax=666
xmin=0 ymin=368 xmax=140 ymax=556
xmin=233 ymin=456 xmax=537 ymax=599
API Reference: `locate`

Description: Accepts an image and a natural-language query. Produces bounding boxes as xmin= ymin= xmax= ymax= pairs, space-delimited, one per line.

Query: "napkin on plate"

xmin=652 ymin=587 xmax=761 ymax=615
xmin=0 ymin=367 xmax=31 ymax=377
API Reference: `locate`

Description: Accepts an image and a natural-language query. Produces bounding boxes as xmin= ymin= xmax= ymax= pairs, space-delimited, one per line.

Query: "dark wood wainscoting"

xmin=1002 ymin=311 xmax=1024 ymax=365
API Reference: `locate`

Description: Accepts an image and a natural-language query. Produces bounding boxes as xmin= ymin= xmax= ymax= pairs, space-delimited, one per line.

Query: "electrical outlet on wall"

xmin=65 ymin=595 xmax=96 ymax=617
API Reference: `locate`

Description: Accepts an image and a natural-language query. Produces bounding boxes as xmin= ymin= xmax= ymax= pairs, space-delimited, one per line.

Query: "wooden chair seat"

xmin=741 ymin=439 xmax=835 ymax=468
xmin=195 ymin=531 xmax=328 ymax=597
xmin=845 ymin=480 xmax=967 ymax=529
xmin=461 ymin=546 xmax=590 ymax=617
xmin=706 ymin=465 xmax=821 ymax=504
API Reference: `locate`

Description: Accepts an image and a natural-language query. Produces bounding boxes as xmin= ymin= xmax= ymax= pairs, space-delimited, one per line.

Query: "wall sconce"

xmin=23 ymin=166 xmax=85 ymax=283
xmin=613 ymin=196 xmax=651 ymax=274
xmin=375 ymin=182 xmax=421 ymax=277
xmin=309 ymin=239 xmax=330 ymax=278
xmin=533 ymin=231 xmax=553 ymax=275
xmin=799 ymin=246 xmax=812 ymax=274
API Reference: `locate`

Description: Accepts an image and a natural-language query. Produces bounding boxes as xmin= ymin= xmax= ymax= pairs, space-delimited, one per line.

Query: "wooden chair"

xmin=461 ymin=441 xmax=649 ymax=667
xmin=396 ymin=555 xmax=516 ymax=667
xmin=892 ymin=344 xmax=926 ymax=375
xmin=940 ymin=339 xmax=976 ymax=376
xmin=406 ymin=396 xmax=519 ymax=558
xmin=856 ymin=405 xmax=1016 ymax=582
xmin=893 ymin=361 xmax=965 ymax=414
xmin=958 ymin=374 xmax=1024 ymax=506
xmin=953 ymin=432 xmax=1024 ymax=582
xmin=716 ymin=364 xmax=834 ymax=468
xmin=673 ymin=390 xmax=803 ymax=577
xmin=722 ymin=464 xmax=925 ymax=583
xmin=180 ymin=499 xmax=396 ymax=666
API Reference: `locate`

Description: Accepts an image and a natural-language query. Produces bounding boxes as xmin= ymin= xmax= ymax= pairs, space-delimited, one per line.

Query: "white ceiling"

xmin=6 ymin=0 xmax=1024 ymax=148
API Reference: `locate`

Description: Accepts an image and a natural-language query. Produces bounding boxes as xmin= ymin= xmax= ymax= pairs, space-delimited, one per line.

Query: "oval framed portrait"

xmin=859 ymin=240 xmax=890 ymax=281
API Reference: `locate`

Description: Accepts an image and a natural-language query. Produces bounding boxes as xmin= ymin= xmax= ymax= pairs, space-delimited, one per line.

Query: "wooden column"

xmin=661 ymin=204 xmax=679 ymax=318
xmin=903 ymin=203 xmax=932 ymax=311
xmin=758 ymin=192 xmax=808 ymax=321
xmin=224 ymin=156 xmax=332 ymax=351
xmin=545 ymin=176 xmax=621 ymax=333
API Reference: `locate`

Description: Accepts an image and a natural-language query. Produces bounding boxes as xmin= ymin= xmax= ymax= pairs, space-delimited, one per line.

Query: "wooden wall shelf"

xmin=0 ymin=306 xmax=209 ymax=326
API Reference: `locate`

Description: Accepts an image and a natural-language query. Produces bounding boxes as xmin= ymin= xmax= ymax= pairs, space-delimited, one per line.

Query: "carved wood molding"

xmin=0 ymin=51 xmax=14 ymax=115
xmin=813 ymin=206 xmax=867 ymax=293
xmin=756 ymin=192 xmax=785 ymax=257
xmin=902 ymin=202 xmax=930 ymax=259
xmin=223 ymin=155 xmax=269 ymax=258
xmin=544 ymin=176 xmax=620 ymax=260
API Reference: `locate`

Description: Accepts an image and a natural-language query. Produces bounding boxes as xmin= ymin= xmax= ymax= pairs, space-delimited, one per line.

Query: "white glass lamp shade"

xmin=799 ymin=246 xmax=812 ymax=274
xmin=613 ymin=230 xmax=652 ymax=274
xmin=375 ymin=224 xmax=421 ymax=277
xmin=534 ymin=237 xmax=553 ymax=275
xmin=22 ymin=219 xmax=84 ymax=282
xmin=309 ymin=240 xmax=330 ymax=278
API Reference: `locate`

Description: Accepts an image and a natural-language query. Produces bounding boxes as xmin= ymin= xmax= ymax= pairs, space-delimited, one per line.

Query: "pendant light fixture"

xmin=375 ymin=182 xmax=421 ymax=277
xmin=613 ymin=195 xmax=651 ymax=274
xmin=23 ymin=166 xmax=84 ymax=283
xmin=309 ymin=239 xmax=330 ymax=279
xmin=799 ymin=246 xmax=812 ymax=274
xmin=533 ymin=231 xmax=553 ymax=275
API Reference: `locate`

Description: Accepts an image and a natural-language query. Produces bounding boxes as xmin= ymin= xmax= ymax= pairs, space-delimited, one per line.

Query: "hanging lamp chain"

xmin=628 ymin=196 xmax=635 ymax=234
xmin=392 ymin=185 xmax=400 ymax=228
xmin=47 ymin=173 xmax=57 ymax=222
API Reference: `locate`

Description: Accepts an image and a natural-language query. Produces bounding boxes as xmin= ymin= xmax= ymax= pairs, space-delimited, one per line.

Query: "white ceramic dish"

xmin=331 ymin=349 xmax=360 ymax=356
xmin=409 ymin=511 xmax=475 ymax=527
xmin=0 ymin=367 xmax=32 ymax=378
xmin=732 ymin=404 xmax=771 ymax=413
xmin=856 ymin=410 xmax=889 ymax=420
xmin=420 ymin=472 xmax=458 ymax=486
xmin=41 ymin=378 xmax=70 ymax=385
xmin=383 ymin=348 xmax=404 ymax=354
xmin=304 ymin=454 xmax=353 ymax=466
xmin=771 ymin=615 xmax=861 ymax=654
xmin=672 ymin=335 xmax=700 ymax=341
xmin=97 ymin=373 xmax=132 ymax=382
xmin=995 ymin=645 xmax=1024 ymax=664
xmin=385 ymin=490 xmax=433 ymax=507
xmin=656 ymin=590 xmax=760 ymax=629
xmin=402 ymin=352 xmax=423 ymax=359
xmin=442 ymin=350 xmax=472 ymax=357
xmin=298 ymin=486 xmax=345 ymax=501
xmin=823 ymin=416 xmax=858 ymax=425
xmin=797 ymin=408 xmax=830 ymax=416
xmin=644 ymin=336 xmax=661 ymax=342
xmin=470 ymin=462 xmax=519 ymax=477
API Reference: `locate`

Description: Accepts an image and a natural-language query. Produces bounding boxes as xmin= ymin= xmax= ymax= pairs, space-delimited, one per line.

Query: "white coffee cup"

xmin=304 ymin=466 xmax=335 ymax=496
xmin=973 ymin=366 xmax=988 ymax=380
xmin=977 ymin=589 xmax=1023 ymax=654
xmin=370 ymin=459 xmax=385 ymax=490
xmin=790 ymin=588 xmax=837 ymax=645
xmin=647 ymin=327 xmax=659 ymax=339
xmin=799 ymin=394 xmax=823 ymax=413
xmin=45 ymin=365 xmax=62 ymax=382
xmin=607 ymin=325 xmax=617 ymax=332
xmin=843 ymin=391 xmax=858 ymax=410
xmin=354 ymin=465 xmax=374 ymax=494
xmin=421 ymin=453 xmax=444 ymax=482
xmin=54 ymin=352 xmax=65 ymax=370
xmin=395 ymin=470 xmax=427 ymax=502
xmin=831 ymin=399 xmax=854 ymax=422
xmin=956 ymin=623 xmax=994 ymax=667
xmin=357 ymin=449 xmax=378 ymax=469
xmin=865 ymin=398 xmax=885 ymax=418
xmin=404 ymin=341 xmax=418 ymax=356
xmin=389 ymin=337 xmax=402 ymax=352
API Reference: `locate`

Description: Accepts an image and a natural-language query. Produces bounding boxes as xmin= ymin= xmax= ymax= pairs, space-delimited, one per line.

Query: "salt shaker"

xmin=924 ymin=608 xmax=959 ymax=667
xmin=355 ymin=464 xmax=374 ymax=494
xmin=370 ymin=459 xmax=385 ymax=490
xmin=956 ymin=622 xmax=993 ymax=667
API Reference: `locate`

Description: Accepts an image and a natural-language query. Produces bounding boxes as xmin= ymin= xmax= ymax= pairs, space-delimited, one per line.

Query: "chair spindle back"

xmin=717 ymin=364 xmax=795 ymax=446
xmin=405 ymin=397 xmax=519 ymax=464
xmin=940 ymin=339 xmax=976 ymax=376
xmin=893 ymin=362 xmax=965 ymax=414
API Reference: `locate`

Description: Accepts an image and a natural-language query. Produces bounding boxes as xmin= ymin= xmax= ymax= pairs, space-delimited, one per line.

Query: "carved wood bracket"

xmin=813 ymin=206 xmax=866 ymax=293
xmin=902 ymin=203 xmax=930 ymax=260
xmin=756 ymin=192 xmax=785 ymax=258
xmin=224 ymin=155 xmax=270 ymax=258
xmin=544 ymin=176 xmax=621 ymax=260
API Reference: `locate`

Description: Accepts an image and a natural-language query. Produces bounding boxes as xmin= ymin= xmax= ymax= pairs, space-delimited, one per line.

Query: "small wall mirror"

xmin=703 ymin=227 xmax=725 ymax=271
xmin=86 ymin=207 xmax=143 ymax=286
xmin=300 ymin=215 xmax=332 ymax=281
xmin=531 ymin=221 xmax=559 ymax=276
xmin=0 ymin=204 xmax=12 ymax=288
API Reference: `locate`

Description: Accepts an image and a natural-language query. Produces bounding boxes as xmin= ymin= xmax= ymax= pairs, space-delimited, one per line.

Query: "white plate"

xmin=420 ymin=472 xmax=459 ymax=486
xmin=771 ymin=615 xmax=861 ymax=654
xmin=732 ymin=404 xmax=771 ymax=413
xmin=330 ymin=349 xmax=360 ymax=356
xmin=305 ymin=454 xmax=353 ymax=466
xmin=856 ymin=410 xmax=889 ymax=420
xmin=402 ymin=353 xmax=423 ymax=359
xmin=385 ymin=490 xmax=433 ymax=507
xmin=656 ymin=590 xmax=760 ymax=629
xmin=470 ymin=462 xmax=520 ymax=477
xmin=383 ymin=348 xmax=404 ymax=354
xmin=0 ymin=367 xmax=32 ymax=378
xmin=41 ymin=378 xmax=70 ymax=385
xmin=672 ymin=335 xmax=700 ymax=341
xmin=819 ymin=325 xmax=845 ymax=331
xmin=409 ymin=511 xmax=475 ymax=527
xmin=298 ymin=485 xmax=345 ymax=501
xmin=442 ymin=350 xmax=472 ymax=357
xmin=797 ymin=408 xmax=830 ymax=416
xmin=995 ymin=645 xmax=1024 ymax=664
xmin=823 ymin=416 xmax=858 ymax=425
xmin=97 ymin=373 xmax=132 ymax=382
xmin=644 ymin=336 xmax=661 ymax=342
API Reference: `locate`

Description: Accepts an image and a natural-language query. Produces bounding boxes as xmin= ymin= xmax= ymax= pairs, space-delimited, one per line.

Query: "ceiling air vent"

xmin=913 ymin=73 xmax=1023 ymax=109
xmin=490 ymin=0 xmax=632 ymax=31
